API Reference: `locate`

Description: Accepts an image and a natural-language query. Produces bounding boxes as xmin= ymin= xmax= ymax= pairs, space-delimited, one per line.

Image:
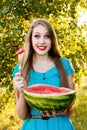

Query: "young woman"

xmin=12 ymin=18 xmax=75 ymax=130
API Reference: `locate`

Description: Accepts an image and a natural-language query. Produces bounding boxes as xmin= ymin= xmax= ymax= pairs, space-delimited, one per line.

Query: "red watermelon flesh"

xmin=16 ymin=48 xmax=25 ymax=55
xmin=26 ymin=84 xmax=70 ymax=94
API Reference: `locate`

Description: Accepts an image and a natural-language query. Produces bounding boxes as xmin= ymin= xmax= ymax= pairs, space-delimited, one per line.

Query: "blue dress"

xmin=12 ymin=58 xmax=75 ymax=130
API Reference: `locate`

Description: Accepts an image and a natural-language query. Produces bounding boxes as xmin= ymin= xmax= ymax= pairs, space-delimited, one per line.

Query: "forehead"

xmin=33 ymin=24 xmax=48 ymax=33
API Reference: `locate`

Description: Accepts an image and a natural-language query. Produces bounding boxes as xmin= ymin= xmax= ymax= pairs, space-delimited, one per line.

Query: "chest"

xmin=28 ymin=68 xmax=61 ymax=87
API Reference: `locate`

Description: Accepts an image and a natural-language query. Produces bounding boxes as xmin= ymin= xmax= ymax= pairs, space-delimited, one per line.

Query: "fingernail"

xmin=17 ymin=73 xmax=22 ymax=76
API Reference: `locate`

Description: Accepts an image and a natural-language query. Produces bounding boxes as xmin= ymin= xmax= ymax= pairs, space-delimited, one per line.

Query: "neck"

xmin=33 ymin=53 xmax=52 ymax=64
xmin=32 ymin=53 xmax=55 ymax=73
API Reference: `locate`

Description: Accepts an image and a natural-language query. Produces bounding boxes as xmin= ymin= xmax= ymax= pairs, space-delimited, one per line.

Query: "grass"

xmin=0 ymin=100 xmax=22 ymax=130
xmin=0 ymin=77 xmax=87 ymax=130
xmin=71 ymin=85 xmax=87 ymax=130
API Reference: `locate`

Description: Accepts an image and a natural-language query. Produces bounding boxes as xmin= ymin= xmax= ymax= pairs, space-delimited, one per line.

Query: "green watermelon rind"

xmin=24 ymin=85 xmax=76 ymax=112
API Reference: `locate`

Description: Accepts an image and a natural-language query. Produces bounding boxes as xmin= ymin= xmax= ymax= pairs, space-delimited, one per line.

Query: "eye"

xmin=44 ymin=34 xmax=50 ymax=38
xmin=34 ymin=35 xmax=40 ymax=38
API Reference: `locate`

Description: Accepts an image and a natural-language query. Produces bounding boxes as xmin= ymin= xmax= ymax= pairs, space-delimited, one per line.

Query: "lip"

xmin=38 ymin=46 xmax=47 ymax=50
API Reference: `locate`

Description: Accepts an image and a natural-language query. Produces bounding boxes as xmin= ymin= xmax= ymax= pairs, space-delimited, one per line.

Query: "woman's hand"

xmin=40 ymin=109 xmax=68 ymax=118
xmin=13 ymin=72 xmax=27 ymax=93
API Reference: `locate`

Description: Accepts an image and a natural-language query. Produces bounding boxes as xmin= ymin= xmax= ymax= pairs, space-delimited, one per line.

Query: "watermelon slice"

xmin=16 ymin=48 xmax=25 ymax=55
xmin=16 ymin=48 xmax=25 ymax=70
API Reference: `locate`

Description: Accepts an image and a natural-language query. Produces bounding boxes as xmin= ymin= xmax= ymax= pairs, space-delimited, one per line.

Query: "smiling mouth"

xmin=38 ymin=46 xmax=47 ymax=50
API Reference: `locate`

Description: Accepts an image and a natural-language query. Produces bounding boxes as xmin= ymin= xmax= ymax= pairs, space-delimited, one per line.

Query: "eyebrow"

xmin=34 ymin=32 xmax=49 ymax=34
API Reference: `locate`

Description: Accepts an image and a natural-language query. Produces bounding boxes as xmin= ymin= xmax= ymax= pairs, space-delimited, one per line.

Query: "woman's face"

xmin=31 ymin=24 xmax=51 ymax=56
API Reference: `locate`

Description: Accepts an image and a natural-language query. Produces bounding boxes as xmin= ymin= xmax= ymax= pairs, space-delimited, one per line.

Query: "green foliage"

xmin=0 ymin=0 xmax=87 ymax=113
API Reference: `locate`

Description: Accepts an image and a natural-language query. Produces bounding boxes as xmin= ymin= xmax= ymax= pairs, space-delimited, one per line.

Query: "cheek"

xmin=46 ymin=43 xmax=51 ymax=52
xmin=48 ymin=41 xmax=51 ymax=48
xmin=32 ymin=37 xmax=37 ymax=46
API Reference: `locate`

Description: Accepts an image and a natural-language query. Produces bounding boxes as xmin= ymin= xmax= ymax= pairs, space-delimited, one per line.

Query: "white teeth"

xmin=38 ymin=46 xmax=46 ymax=50
xmin=39 ymin=47 xmax=45 ymax=49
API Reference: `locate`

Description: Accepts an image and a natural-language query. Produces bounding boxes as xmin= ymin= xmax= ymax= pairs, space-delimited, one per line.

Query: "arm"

xmin=13 ymin=73 xmax=30 ymax=120
xmin=16 ymin=91 xmax=29 ymax=120
xmin=58 ymin=73 xmax=75 ymax=116
xmin=67 ymin=73 xmax=75 ymax=90
xmin=66 ymin=73 xmax=75 ymax=116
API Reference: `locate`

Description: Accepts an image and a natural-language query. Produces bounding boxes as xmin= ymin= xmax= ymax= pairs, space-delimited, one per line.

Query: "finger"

xmin=15 ymin=76 xmax=24 ymax=83
xmin=57 ymin=109 xmax=68 ymax=116
xmin=16 ymin=77 xmax=21 ymax=81
xmin=14 ymin=79 xmax=24 ymax=88
xmin=40 ymin=111 xmax=43 ymax=114
xmin=40 ymin=111 xmax=47 ymax=117
xmin=45 ymin=110 xmax=51 ymax=117
xmin=62 ymin=109 xmax=68 ymax=114
xmin=16 ymin=72 xmax=22 ymax=77
xmin=52 ymin=110 xmax=57 ymax=116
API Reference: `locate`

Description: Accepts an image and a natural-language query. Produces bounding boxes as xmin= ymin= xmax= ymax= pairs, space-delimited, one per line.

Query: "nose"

xmin=39 ymin=37 xmax=45 ymax=44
